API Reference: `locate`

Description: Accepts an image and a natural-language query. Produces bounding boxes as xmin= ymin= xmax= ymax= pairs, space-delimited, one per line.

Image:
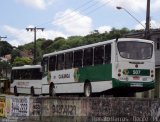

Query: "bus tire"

xmin=31 ymin=86 xmax=35 ymax=96
xmin=84 ymin=82 xmax=92 ymax=97
xmin=14 ymin=86 xmax=18 ymax=96
xmin=49 ymin=83 xmax=55 ymax=96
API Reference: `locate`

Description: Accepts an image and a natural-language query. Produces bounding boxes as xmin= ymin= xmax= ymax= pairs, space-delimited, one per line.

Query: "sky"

xmin=0 ymin=0 xmax=160 ymax=47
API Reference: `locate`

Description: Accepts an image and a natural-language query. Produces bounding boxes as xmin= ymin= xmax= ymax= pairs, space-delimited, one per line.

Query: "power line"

xmin=36 ymin=0 xmax=113 ymax=30
xmin=83 ymin=0 xmax=113 ymax=16
xmin=53 ymin=0 xmax=113 ymax=26
xmin=36 ymin=0 xmax=97 ymax=27
xmin=52 ymin=0 xmax=101 ymax=25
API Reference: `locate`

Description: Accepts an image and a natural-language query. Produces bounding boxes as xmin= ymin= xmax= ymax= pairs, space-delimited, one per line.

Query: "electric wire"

xmin=53 ymin=0 xmax=113 ymax=26
xmin=36 ymin=0 xmax=98 ymax=27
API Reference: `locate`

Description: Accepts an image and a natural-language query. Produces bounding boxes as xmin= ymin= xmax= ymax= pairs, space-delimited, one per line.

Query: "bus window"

xmin=65 ymin=52 xmax=73 ymax=69
xmin=94 ymin=46 xmax=104 ymax=65
xmin=83 ymin=48 xmax=93 ymax=66
xmin=42 ymin=57 xmax=49 ymax=73
xmin=31 ymin=68 xmax=42 ymax=80
xmin=16 ymin=70 xmax=20 ymax=79
xmin=118 ymin=42 xmax=153 ymax=60
xmin=25 ymin=69 xmax=31 ymax=79
xmin=74 ymin=50 xmax=83 ymax=68
xmin=49 ymin=56 xmax=56 ymax=71
xmin=56 ymin=54 xmax=64 ymax=70
xmin=105 ymin=44 xmax=111 ymax=64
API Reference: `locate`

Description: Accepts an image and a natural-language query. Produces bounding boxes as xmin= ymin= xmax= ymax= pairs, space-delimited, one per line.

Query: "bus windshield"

xmin=117 ymin=41 xmax=153 ymax=60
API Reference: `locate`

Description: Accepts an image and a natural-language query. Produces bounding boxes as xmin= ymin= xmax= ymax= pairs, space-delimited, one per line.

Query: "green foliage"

xmin=41 ymin=39 xmax=53 ymax=50
xmin=0 ymin=61 xmax=11 ymax=69
xmin=54 ymin=37 xmax=65 ymax=42
xmin=0 ymin=41 xmax=13 ymax=57
xmin=66 ymin=36 xmax=83 ymax=47
xmin=12 ymin=57 xmax=32 ymax=66
xmin=46 ymin=37 xmax=66 ymax=53
xmin=3 ymin=28 xmax=131 ymax=65
xmin=11 ymin=49 xmax=21 ymax=63
xmin=0 ymin=61 xmax=11 ymax=79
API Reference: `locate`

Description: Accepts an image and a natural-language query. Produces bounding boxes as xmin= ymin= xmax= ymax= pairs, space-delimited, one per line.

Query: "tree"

xmin=0 ymin=60 xmax=11 ymax=79
xmin=9 ymin=27 xmax=132 ymax=66
xmin=66 ymin=36 xmax=83 ymax=48
xmin=11 ymin=48 xmax=21 ymax=63
xmin=0 ymin=41 xmax=13 ymax=57
xmin=12 ymin=57 xmax=32 ymax=66
xmin=46 ymin=38 xmax=66 ymax=53
xmin=41 ymin=39 xmax=53 ymax=50
xmin=54 ymin=37 xmax=65 ymax=42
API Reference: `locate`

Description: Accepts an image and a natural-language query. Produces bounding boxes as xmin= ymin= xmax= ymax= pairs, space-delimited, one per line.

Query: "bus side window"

xmin=65 ymin=52 xmax=73 ymax=69
xmin=94 ymin=46 xmax=104 ymax=65
xmin=83 ymin=48 xmax=93 ymax=66
xmin=56 ymin=54 xmax=64 ymax=70
xmin=73 ymin=50 xmax=83 ymax=68
xmin=42 ymin=57 xmax=49 ymax=73
xmin=105 ymin=44 xmax=111 ymax=64
xmin=15 ymin=70 xmax=19 ymax=80
xmin=20 ymin=69 xmax=25 ymax=79
xmin=49 ymin=56 xmax=56 ymax=71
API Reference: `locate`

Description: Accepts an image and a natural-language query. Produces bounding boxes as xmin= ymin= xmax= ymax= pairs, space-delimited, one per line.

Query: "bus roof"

xmin=43 ymin=38 xmax=153 ymax=58
xmin=12 ymin=65 xmax=41 ymax=70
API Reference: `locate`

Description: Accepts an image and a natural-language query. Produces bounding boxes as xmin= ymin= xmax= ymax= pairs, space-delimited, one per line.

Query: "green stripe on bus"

xmin=76 ymin=64 xmax=112 ymax=82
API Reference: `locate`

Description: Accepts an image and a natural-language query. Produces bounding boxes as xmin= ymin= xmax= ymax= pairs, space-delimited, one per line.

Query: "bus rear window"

xmin=117 ymin=41 xmax=153 ymax=60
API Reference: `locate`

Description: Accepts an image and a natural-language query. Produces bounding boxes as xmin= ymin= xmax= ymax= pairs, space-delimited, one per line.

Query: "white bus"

xmin=10 ymin=38 xmax=155 ymax=97
xmin=10 ymin=65 xmax=42 ymax=96
xmin=41 ymin=38 xmax=155 ymax=97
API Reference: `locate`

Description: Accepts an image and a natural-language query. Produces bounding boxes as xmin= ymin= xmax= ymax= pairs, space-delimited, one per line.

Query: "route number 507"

xmin=133 ymin=70 xmax=141 ymax=75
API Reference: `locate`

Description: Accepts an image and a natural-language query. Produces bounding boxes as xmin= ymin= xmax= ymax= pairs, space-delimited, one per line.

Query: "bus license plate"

xmin=133 ymin=76 xmax=140 ymax=80
xmin=130 ymin=83 xmax=143 ymax=87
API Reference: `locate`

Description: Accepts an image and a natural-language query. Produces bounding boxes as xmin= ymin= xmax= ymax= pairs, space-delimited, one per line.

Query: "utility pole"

xmin=0 ymin=36 xmax=7 ymax=41
xmin=145 ymin=0 xmax=150 ymax=39
xmin=0 ymin=36 xmax=7 ymax=93
xmin=143 ymin=0 xmax=151 ymax=98
xmin=26 ymin=27 xmax=44 ymax=64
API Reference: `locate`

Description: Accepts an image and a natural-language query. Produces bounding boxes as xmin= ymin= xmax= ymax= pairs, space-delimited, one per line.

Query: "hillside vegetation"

xmin=1 ymin=28 xmax=133 ymax=66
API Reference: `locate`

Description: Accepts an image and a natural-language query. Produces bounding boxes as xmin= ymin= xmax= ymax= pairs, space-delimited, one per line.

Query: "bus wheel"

xmin=14 ymin=86 xmax=18 ymax=96
xmin=49 ymin=83 xmax=55 ymax=96
xmin=84 ymin=82 xmax=92 ymax=97
xmin=31 ymin=86 xmax=35 ymax=96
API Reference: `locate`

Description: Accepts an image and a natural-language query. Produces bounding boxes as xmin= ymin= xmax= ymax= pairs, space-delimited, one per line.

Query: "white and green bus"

xmin=41 ymin=38 xmax=155 ymax=97
xmin=10 ymin=38 xmax=155 ymax=97
xmin=10 ymin=65 xmax=42 ymax=96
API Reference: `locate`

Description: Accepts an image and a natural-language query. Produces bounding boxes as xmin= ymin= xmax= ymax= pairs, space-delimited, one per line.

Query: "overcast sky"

xmin=0 ymin=0 xmax=160 ymax=46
